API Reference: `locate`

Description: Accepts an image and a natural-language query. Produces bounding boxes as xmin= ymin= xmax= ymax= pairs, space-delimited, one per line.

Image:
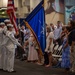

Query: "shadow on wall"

xmin=45 ymin=0 xmax=65 ymax=25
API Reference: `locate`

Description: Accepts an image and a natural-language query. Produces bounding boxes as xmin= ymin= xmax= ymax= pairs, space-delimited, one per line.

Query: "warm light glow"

xmin=2 ymin=12 xmax=5 ymax=14
xmin=3 ymin=0 xmax=8 ymax=7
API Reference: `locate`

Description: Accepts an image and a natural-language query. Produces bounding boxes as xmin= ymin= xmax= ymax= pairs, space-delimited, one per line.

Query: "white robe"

xmin=1 ymin=26 xmax=9 ymax=71
xmin=5 ymin=30 xmax=20 ymax=72
xmin=45 ymin=32 xmax=54 ymax=53
xmin=0 ymin=28 xmax=4 ymax=69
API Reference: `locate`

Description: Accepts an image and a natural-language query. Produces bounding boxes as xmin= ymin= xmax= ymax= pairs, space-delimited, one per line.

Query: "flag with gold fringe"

xmin=24 ymin=0 xmax=46 ymax=54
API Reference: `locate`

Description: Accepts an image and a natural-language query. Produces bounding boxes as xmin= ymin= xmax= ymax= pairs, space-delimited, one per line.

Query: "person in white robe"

xmin=45 ymin=27 xmax=54 ymax=67
xmin=1 ymin=19 xmax=11 ymax=71
xmin=5 ymin=24 xmax=21 ymax=72
xmin=0 ymin=22 xmax=5 ymax=70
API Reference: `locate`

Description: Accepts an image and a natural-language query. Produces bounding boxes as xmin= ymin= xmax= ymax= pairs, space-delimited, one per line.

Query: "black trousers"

xmin=16 ymin=46 xmax=25 ymax=58
xmin=44 ymin=52 xmax=49 ymax=65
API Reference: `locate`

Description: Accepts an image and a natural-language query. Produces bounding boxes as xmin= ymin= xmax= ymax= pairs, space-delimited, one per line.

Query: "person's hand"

xmin=20 ymin=45 xmax=24 ymax=49
xmin=48 ymin=45 xmax=50 ymax=50
xmin=16 ymin=31 xmax=19 ymax=36
xmin=71 ymin=48 xmax=74 ymax=53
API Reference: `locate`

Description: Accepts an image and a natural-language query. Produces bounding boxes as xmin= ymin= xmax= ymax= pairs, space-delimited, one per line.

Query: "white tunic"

xmin=0 ymin=28 xmax=4 ymax=69
xmin=28 ymin=34 xmax=38 ymax=61
xmin=5 ymin=31 xmax=20 ymax=72
xmin=6 ymin=31 xmax=20 ymax=50
xmin=45 ymin=32 xmax=54 ymax=53
xmin=1 ymin=27 xmax=8 ymax=71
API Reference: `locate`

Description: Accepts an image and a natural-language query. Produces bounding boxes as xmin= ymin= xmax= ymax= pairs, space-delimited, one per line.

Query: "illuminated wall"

xmin=44 ymin=0 xmax=65 ymax=25
xmin=65 ymin=0 xmax=75 ymax=24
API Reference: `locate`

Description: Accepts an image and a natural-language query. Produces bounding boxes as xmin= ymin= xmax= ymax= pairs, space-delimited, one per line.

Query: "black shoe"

xmin=20 ymin=58 xmax=25 ymax=61
xmin=0 ymin=69 xmax=3 ymax=71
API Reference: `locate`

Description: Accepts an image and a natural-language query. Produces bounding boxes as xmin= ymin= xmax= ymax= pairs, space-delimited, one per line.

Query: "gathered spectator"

xmin=50 ymin=23 xmax=55 ymax=31
xmin=68 ymin=20 xmax=75 ymax=73
xmin=70 ymin=29 xmax=75 ymax=73
xmin=68 ymin=20 xmax=75 ymax=46
xmin=15 ymin=25 xmax=26 ymax=61
xmin=27 ymin=32 xmax=38 ymax=62
xmin=68 ymin=20 xmax=75 ymax=31
xmin=61 ymin=26 xmax=71 ymax=72
xmin=60 ymin=26 xmax=67 ymax=43
xmin=53 ymin=21 xmax=62 ymax=46
xmin=44 ymin=27 xmax=54 ymax=67
xmin=20 ymin=25 xmax=26 ymax=45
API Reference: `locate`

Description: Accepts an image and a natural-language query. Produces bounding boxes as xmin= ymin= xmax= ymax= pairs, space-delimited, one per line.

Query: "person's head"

xmin=46 ymin=26 xmax=51 ymax=32
xmin=57 ymin=21 xmax=62 ymax=28
xmin=0 ymin=22 xmax=5 ymax=28
xmin=50 ymin=23 xmax=54 ymax=30
xmin=4 ymin=19 xmax=11 ymax=25
xmin=7 ymin=24 xmax=13 ymax=31
xmin=21 ymin=25 xmax=25 ymax=30
xmin=68 ymin=20 xmax=75 ymax=31
xmin=69 ymin=20 xmax=75 ymax=27
xmin=50 ymin=23 xmax=53 ymax=26
xmin=64 ymin=26 xmax=70 ymax=34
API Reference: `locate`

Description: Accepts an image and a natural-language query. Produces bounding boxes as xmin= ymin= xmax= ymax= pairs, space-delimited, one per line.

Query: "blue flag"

xmin=24 ymin=0 xmax=46 ymax=53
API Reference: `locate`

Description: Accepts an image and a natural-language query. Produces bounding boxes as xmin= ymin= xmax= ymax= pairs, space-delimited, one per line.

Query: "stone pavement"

xmin=0 ymin=59 xmax=75 ymax=75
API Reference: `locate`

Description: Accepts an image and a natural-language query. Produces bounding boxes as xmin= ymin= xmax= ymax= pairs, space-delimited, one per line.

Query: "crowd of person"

xmin=0 ymin=19 xmax=21 ymax=73
xmin=0 ymin=19 xmax=39 ymax=73
xmin=44 ymin=20 xmax=75 ymax=73
xmin=0 ymin=19 xmax=75 ymax=73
